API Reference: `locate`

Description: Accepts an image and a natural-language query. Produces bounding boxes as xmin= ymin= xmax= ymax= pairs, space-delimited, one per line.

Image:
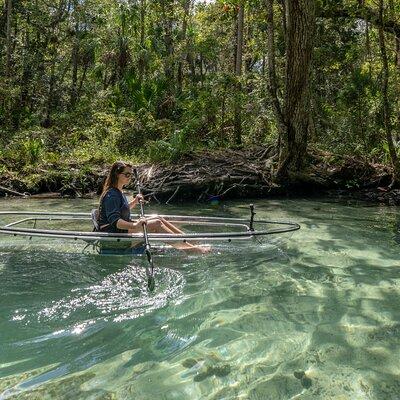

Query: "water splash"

xmin=38 ymin=263 xmax=185 ymax=327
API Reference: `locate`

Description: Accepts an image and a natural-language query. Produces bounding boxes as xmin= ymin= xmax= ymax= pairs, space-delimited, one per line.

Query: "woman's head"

xmin=101 ymin=161 xmax=133 ymax=195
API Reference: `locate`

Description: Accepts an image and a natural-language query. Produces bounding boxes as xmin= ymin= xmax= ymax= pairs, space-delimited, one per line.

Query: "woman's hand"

xmin=132 ymin=217 xmax=147 ymax=228
xmin=130 ymin=194 xmax=145 ymax=208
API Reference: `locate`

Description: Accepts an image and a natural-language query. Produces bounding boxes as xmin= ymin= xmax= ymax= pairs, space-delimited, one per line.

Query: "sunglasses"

xmin=120 ymin=172 xmax=132 ymax=178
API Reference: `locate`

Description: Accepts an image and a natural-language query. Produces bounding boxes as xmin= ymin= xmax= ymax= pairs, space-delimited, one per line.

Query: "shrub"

xmin=22 ymin=138 xmax=43 ymax=164
xmin=146 ymin=129 xmax=192 ymax=163
xmin=114 ymin=110 xmax=174 ymax=155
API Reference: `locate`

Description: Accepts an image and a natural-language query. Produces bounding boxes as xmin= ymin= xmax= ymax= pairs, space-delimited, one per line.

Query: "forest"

xmin=0 ymin=0 xmax=399 ymax=199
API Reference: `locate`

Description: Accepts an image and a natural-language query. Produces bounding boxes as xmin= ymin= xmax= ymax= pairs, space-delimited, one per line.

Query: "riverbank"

xmin=1 ymin=147 xmax=399 ymax=205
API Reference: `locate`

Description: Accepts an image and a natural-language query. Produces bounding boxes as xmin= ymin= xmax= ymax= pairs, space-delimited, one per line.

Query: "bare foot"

xmin=199 ymin=245 xmax=212 ymax=254
xmin=183 ymin=245 xmax=212 ymax=254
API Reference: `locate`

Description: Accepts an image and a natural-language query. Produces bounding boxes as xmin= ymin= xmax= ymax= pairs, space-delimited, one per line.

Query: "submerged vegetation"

xmin=0 ymin=0 xmax=399 ymax=195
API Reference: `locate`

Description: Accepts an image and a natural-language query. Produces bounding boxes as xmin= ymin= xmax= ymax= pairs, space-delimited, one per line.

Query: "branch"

xmin=0 ymin=185 xmax=27 ymax=197
xmin=318 ymin=4 xmax=400 ymax=37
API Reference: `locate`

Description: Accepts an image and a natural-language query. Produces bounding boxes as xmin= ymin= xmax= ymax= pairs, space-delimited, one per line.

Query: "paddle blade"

xmin=147 ymin=276 xmax=156 ymax=291
xmin=145 ymin=248 xmax=152 ymax=264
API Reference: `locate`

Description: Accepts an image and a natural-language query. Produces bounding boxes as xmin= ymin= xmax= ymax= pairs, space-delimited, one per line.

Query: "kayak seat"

xmin=91 ymin=208 xmax=100 ymax=232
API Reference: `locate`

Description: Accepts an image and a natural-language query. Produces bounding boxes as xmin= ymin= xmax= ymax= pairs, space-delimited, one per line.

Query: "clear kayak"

xmin=0 ymin=209 xmax=300 ymax=245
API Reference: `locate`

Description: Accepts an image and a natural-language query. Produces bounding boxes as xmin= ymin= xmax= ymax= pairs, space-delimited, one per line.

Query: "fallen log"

xmin=0 ymin=185 xmax=27 ymax=197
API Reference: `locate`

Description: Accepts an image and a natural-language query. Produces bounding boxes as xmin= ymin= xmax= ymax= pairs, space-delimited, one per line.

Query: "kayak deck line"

xmin=0 ymin=209 xmax=300 ymax=243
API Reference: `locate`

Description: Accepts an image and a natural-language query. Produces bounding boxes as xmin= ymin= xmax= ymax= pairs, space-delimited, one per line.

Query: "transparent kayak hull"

xmin=0 ymin=211 xmax=300 ymax=244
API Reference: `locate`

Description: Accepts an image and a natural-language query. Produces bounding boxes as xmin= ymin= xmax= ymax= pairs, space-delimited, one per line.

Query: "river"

xmin=0 ymin=197 xmax=399 ymax=399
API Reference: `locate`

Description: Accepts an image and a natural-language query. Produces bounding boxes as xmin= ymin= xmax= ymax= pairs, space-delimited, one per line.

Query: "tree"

xmin=266 ymin=0 xmax=285 ymax=143
xmin=275 ymin=0 xmax=316 ymax=180
xmin=5 ymin=0 xmax=12 ymax=77
xmin=378 ymin=0 xmax=400 ymax=186
xmin=234 ymin=2 xmax=244 ymax=145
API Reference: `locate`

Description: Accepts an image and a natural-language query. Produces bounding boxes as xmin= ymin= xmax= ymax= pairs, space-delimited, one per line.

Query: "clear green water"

xmin=1 ymin=197 xmax=400 ymax=400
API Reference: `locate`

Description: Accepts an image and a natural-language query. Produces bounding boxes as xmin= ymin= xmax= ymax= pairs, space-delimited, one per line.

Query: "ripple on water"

xmin=1 ymin=198 xmax=400 ymax=399
xmin=0 ymin=253 xmax=187 ymax=396
xmin=36 ymin=262 xmax=185 ymax=324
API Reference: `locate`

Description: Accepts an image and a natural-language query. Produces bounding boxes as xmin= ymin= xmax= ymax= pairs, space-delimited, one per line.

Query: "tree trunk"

xmin=396 ymin=36 xmax=400 ymax=69
xmin=276 ymin=0 xmax=315 ymax=180
xmin=262 ymin=55 xmax=265 ymax=75
xmin=378 ymin=0 xmax=400 ymax=186
xmin=235 ymin=4 xmax=244 ymax=89
xmin=5 ymin=0 xmax=12 ymax=77
xmin=186 ymin=52 xmax=196 ymax=84
xmin=70 ymin=20 xmax=79 ymax=109
xmin=15 ymin=14 xmax=33 ymax=130
xmin=365 ymin=20 xmax=373 ymax=77
xmin=78 ymin=64 xmax=88 ymax=98
xmin=279 ymin=0 xmax=287 ymax=39
xmin=117 ymin=13 xmax=130 ymax=81
xmin=140 ymin=0 xmax=146 ymax=49
xmin=43 ymin=45 xmax=57 ymax=128
xmin=234 ymin=3 xmax=244 ymax=146
xmin=199 ymin=53 xmax=204 ymax=86
xmin=221 ymin=85 xmax=227 ymax=141
xmin=156 ymin=2 xmax=175 ymax=118
xmin=177 ymin=0 xmax=191 ymax=95
xmin=138 ymin=0 xmax=146 ymax=81
xmin=161 ymin=2 xmax=174 ymax=83
xmin=266 ymin=0 xmax=286 ymax=140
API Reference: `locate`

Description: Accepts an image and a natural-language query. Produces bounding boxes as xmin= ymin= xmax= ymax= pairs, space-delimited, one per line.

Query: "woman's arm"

xmin=116 ymin=217 xmax=146 ymax=230
xmin=103 ymin=191 xmax=142 ymax=228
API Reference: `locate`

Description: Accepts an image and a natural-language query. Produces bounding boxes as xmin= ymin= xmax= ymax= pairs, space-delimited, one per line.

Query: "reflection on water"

xmin=0 ymin=197 xmax=400 ymax=399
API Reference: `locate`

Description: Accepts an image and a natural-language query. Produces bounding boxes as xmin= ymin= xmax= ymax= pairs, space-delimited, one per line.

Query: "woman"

xmin=98 ymin=161 xmax=209 ymax=253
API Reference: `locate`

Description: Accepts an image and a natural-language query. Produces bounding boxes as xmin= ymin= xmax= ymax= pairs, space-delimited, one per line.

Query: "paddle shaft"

xmin=138 ymin=196 xmax=152 ymax=256
xmin=134 ymin=170 xmax=155 ymax=287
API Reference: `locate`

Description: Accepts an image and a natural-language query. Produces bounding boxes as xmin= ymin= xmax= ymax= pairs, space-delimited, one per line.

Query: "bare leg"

xmin=146 ymin=219 xmax=200 ymax=252
xmin=146 ymin=216 xmax=184 ymax=234
xmin=130 ymin=218 xmax=210 ymax=254
xmin=147 ymin=216 xmax=202 ymax=246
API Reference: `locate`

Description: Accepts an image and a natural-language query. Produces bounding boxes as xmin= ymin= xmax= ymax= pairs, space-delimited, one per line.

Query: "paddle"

xmin=134 ymin=169 xmax=156 ymax=292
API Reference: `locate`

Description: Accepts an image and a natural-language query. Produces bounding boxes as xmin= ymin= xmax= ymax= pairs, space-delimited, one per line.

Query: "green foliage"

xmin=114 ymin=110 xmax=173 ymax=154
xmin=0 ymin=165 xmax=7 ymax=176
xmin=21 ymin=139 xmax=43 ymax=164
xmin=0 ymin=0 xmax=399 ymax=179
xmin=147 ymin=130 xmax=193 ymax=163
xmin=110 ymin=76 xmax=168 ymax=113
xmin=2 ymin=130 xmax=46 ymax=167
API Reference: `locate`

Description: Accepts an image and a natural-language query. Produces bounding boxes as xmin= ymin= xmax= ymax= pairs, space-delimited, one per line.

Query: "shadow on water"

xmin=255 ymin=199 xmax=400 ymax=399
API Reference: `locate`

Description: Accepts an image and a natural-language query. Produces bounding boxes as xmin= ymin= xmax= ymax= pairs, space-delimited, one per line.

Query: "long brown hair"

xmin=100 ymin=161 xmax=132 ymax=200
